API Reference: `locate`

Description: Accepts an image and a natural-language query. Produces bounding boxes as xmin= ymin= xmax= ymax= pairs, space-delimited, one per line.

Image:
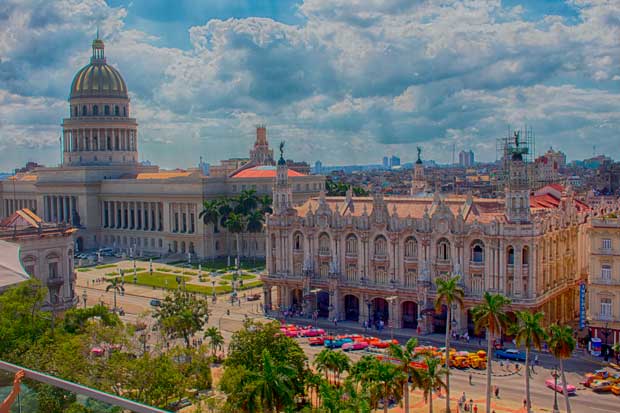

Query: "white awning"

xmin=0 ymin=240 xmax=30 ymax=291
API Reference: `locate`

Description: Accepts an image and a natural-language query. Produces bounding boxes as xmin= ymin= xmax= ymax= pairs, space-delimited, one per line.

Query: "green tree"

xmin=204 ymin=326 xmax=224 ymax=359
xmin=352 ymin=186 xmax=369 ymax=197
xmin=435 ymin=274 xmax=464 ymax=413
xmin=258 ymin=194 xmax=273 ymax=215
xmin=547 ymin=324 xmax=576 ymax=413
xmin=224 ymin=211 xmax=246 ymax=273
xmin=105 ymin=277 xmax=124 ymax=313
xmin=237 ymin=189 xmax=259 ymax=214
xmin=246 ymin=210 xmax=265 ymax=259
xmin=471 ymin=292 xmax=511 ymax=413
xmin=63 ymin=304 xmax=120 ymax=334
xmin=389 ymin=337 xmax=423 ymax=413
xmin=419 ymin=356 xmax=448 ymax=413
xmin=199 ymin=199 xmax=221 ymax=233
xmin=349 ymin=355 xmax=404 ymax=412
xmin=509 ymin=311 xmax=547 ymax=413
xmin=154 ymin=288 xmax=210 ymax=348
xmin=314 ymin=348 xmax=335 ymax=384
xmin=247 ymin=349 xmax=297 ymax=412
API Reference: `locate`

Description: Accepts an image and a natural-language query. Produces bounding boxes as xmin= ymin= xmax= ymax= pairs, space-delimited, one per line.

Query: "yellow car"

xmin=592 ymin=380 xmax=613 ymax=393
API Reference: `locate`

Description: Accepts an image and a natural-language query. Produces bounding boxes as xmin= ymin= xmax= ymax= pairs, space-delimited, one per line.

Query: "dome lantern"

xmin=91 ymin=30 xmax=105 ymax=63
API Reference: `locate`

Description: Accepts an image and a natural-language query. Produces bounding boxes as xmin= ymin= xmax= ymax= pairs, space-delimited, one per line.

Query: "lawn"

xmin=76 ymin=268 xmax=92 ymax=272
xmin=221 ymin=273 xmax=256 ymax=281
xmin=169 ymin=257 xmax=266 ymax=271
xmin=95 ymin=264 xmax=116 ymax=269
xmin=109 ymin=271 xmax=262 ymax=295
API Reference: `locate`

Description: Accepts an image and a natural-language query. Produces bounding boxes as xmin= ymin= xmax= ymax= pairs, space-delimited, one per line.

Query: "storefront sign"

xmin=579 ymin=282 xmax=586 ymax=329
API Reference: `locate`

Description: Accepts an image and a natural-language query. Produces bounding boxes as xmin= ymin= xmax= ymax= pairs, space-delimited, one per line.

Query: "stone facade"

xmin=0 ymin=39 xmax=324 ymax=259
xmin=0 ymin=209 xmax=77 ymax=311
xmin=263 ymin=151 xmax=599 ymax=335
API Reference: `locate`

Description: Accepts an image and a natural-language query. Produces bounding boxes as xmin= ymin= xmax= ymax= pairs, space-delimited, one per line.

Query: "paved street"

xmin=76 ymin=262 xmax=619 ymax=412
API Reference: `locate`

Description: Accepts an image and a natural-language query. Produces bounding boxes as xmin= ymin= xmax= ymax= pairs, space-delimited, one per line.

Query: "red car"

xmin=300 ymin=328 xmax=325 ymax=337
xmin=342 ymin=341 xmax=369 ymax=351
xmin=309 ymin=336 xmax=326 ymax=346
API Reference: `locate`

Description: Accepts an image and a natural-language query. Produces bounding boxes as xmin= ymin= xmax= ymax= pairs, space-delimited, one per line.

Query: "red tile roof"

xmin=231 ymin=165 xmax=305 ymax=179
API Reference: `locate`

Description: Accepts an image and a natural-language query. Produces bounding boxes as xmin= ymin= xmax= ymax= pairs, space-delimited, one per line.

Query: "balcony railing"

xmin=591 ymin=278 xmax=620 ymax=285
xmin=0 ymin=360 xmax=168 ymax=413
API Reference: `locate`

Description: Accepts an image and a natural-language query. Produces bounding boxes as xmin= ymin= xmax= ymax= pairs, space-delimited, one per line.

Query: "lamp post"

xmin=386 ymin=296 xmax=397 ymax=340
xmin=310 ymin=288 xmax=321 ymax=327
xmin=551 ymin=366 xmax=560 ymax=413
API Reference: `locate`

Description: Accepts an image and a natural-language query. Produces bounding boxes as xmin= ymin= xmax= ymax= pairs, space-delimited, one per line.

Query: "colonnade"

xmin=169 ymin=202 xmax=196 ymax=234
xmin=102 ymin=200 xmax=162 ymax=231
xmin=63 ymin=128 xmax=137 ymax=152
xmin=43 ymin=195 xmax=76 ymax=224
xmin=3 ymin=199 xmax=37 ymax=217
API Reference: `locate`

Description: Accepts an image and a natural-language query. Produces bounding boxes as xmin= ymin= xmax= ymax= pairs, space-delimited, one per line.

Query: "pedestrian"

xmin=473 ymin=404 xmax=478 ymax=413
xmin=478 ymin=337 xmax=482 ymax=346
xmin=523 ymin=398 xmax=527 ymax=410
xmin=494 ymin=385 xmax=499 ymax=399
xmin=534 ymin=354 xmax=539 ymax=365
xmin=469 ymin=373 xmax=473 ymax=385
xmin=333 ymin=317 xmax=338 ymax=327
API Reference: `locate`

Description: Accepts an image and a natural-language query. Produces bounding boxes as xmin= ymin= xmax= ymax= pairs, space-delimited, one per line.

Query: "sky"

xmin=0 ymin=0 xmax=619 ymax=170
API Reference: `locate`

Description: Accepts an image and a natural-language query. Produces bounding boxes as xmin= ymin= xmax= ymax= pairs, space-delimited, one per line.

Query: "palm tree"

xmin=237 ymin=189 xmax=259 ymax=214
xmin=246 ymin=210 xmax=265 ymax=259
xmin=350 ymin=355 xmax=404 ymax=413
xmin=388 ymin=337 xmax=421 ymax=413
xmin=224 ymin=212 xmax=246 ymax=273
xmin=305 ymin=370 xmax=324 ymax=408
xmin=547 ymin=324 xmax=576 ymax=413
xmin=471 ymin=292 xmax=511 ymax=413
xmin=419 ymin=356 xmax=447 ymax=413
xmin=435 ymin=274 xmax=464 ymax=413
xmin=105 ymin=277 xmax=124 ymax=313
xmin=258 ymin=194 xmax=273 ymax=215
xmin=199 ymin=199 xmax=221 ymax=233
xmin=331 ymin=351 xmax=351 ymax=387
xmin=204 ymin=326 xmax=224 ymax=359
xmin=218 ymin=200 xmax=233 ymax=228
xmin=314 ymin=348 xmax=336 ymax=385
xmin=509 ymin=311 xmax=547 ymax=413
xmin=248 ymin=349 xmax=296 ymax=412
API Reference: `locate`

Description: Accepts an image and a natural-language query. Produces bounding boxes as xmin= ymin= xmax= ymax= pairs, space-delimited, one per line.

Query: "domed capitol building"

xmin=0 ymin=37 xmax=324 ymax=258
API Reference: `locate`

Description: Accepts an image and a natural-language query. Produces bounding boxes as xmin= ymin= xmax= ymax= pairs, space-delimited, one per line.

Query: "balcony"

xmin=46 ymin=277 xmax=64 ymax=288
xmin=318 ymin=249 xmax=331 ymax=257
xmin=591 ymin=278 xmax=620 ymax=286
xmin=469 ymin=260 xmax=484 ymax=269
xmin=598 ymin=248 xmax=614 ymax=255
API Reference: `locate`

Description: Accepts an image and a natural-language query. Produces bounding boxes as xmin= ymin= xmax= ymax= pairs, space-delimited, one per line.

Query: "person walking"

xmin=494 ymin=385 xmax=500 ymax=399
xmin=469 ymin=373 xmax=473 ymax=385
xmin=473 ymin=404 xmax=478 ymax=413
xmin=1 ymin=370 xmax=25 ymax=413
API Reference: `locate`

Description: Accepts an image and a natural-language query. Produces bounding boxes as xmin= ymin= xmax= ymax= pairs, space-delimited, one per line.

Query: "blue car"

xmin=324 ymin=338 xmax=353 ymax=348
xmin=494 ymin=348 xmax=526 ymax=361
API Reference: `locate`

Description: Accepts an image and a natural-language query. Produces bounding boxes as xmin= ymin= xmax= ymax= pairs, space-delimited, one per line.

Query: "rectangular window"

xmin=601 ymin=298 xmax=612 ymax=317
xmin=48 ymin=262 xmax=58 ymax=278
xmin=602 ymin=239 xmax=612 ymax=250
xmin=602 ymin=264 xmax=612 ymax=280
xmin=232 ymin=185 xmax=237 ymax=192
xmin=346 ymin=264 xmax=357 ymax=281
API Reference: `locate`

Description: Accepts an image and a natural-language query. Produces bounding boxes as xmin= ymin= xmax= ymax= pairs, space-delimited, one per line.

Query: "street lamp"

xmin=386 ymin=296 xmax=397 ymax=340
xmin=310 ymin=288 xmax=321 ymax=327
xmin=551 ymin=366 xmax=560 ymax=413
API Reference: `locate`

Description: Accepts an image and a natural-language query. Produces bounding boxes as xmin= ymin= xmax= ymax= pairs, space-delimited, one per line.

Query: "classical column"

xmin=514 ymin=246 xmax=523 ymax=297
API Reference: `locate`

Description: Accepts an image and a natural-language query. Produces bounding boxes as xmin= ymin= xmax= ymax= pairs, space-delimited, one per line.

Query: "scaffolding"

xmin=496 ymin=126 xmax=536 ymax=192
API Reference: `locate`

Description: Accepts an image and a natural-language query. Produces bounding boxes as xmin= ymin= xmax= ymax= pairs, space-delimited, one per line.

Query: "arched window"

xmin=346 ymin=235 xmax=358 ymax=256
xmin=522 ymin=246 xmax=529 ymax=265
xmin=507 ymin=246 xmax=515 ymax=265
xmin=404 ymin=237 xmax=417 ymax=258
xmin=437 ymin=238 xmax=450 ymax=261
xmin=104 ymin=105 xmax=110 ymax=115
xmin=374 ymin=235 xmax=387 ymax=257
xmin=471 ymin=241 xmax=484 ymax=263
xmin=293 ymin=232 xmax=303 ymax=251
xmin=319 ymin=233 xmax=330 ymax=255
xmin=114 ymin=105 xmax=119 ymax=116
xmin=93 ymin=105 xmax=98 ymax=115
xmin=82 ymin=105 xmax=87 ymax=116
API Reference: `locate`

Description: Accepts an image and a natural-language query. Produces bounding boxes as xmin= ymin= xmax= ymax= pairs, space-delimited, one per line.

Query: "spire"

xmin=91 ymin=27 xmax=105 ymax=62
xmin=278 ymin=141 xmax=286 ymax=165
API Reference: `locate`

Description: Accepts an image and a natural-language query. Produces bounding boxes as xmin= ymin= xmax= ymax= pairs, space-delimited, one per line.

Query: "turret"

xmin=505 ymin=131 xmax=531 ymax=223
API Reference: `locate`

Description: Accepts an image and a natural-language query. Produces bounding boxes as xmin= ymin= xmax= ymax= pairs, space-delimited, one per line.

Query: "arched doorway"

xmin=317 ymin=291 xmax=330 ymax=318
xmin=75 ymin=237 xmax=84 ymax=252
xmin=344 ymin=295 xmax=360 ymax=322
xmin=371 ymin=297 xmax=389 ymax=325
xmin=290 ymin=288 xmax=303 ymax=311
xmin=433 ymin=304 xmax=447 ymax=334
xmin=401 ymin=301 xmax=418 ymax=329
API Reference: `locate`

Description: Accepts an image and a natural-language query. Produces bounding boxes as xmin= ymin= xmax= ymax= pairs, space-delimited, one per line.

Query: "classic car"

xmin=545 ymin=378 xmax=576 ymax=395
xmin=494 ymin=348 xmax=526 ymax=361
xmin=342 ymin=341 xmax=369 ymax=351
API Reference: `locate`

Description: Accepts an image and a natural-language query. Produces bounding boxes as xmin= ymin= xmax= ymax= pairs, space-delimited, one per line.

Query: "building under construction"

xmin=496 ymin=127 xmax=536 ymax=193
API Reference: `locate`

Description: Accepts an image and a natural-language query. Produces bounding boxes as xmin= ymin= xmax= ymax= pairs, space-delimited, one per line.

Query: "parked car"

xmin=247 ymin=293 xmax=261 ymax=301
xmin=545 ymin=378 xmax=576 ymax=395
xmin=592 ymin=380 xmax=613 ymax=393
xmin=494 ymin=348 xmax=526 ymax=361
xmin=324 ymin=337 xmax=353 ymax=348
xmin=300 ymin=327 xmax=325 ymax=337
xmin=342 ymin=341 xmax=369 ymax=352
xmin=309 ymin=336 xmax=326 ymax=346
xmin=149 ymin=299 xmax=162 ymax=307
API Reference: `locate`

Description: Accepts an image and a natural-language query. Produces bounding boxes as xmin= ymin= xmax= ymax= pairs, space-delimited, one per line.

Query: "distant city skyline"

xmin=1 ymin=1 xmax=619 ymax=170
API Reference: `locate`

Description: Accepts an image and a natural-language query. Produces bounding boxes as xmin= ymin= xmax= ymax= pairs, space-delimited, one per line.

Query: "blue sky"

xmin=0 ymin=0 xmax=619 ymax=170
